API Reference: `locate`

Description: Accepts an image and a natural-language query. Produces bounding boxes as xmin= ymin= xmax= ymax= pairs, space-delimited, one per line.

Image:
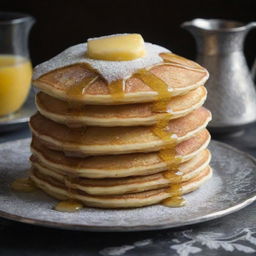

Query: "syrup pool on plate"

xmin=0 ymin=55 xmax=32 ymax=116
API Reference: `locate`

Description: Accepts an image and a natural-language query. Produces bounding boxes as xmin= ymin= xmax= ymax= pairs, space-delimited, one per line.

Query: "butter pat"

xmin=87 ymin=34 xmax=146 ymax=61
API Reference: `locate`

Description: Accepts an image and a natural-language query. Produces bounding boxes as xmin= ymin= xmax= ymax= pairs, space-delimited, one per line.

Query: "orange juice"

xmin=0 ymin=55 xmax=32 ymax=116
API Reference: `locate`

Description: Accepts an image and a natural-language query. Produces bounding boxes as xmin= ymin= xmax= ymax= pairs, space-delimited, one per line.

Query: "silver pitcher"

xmin=182 ymin=19 xmax=256 ymax=133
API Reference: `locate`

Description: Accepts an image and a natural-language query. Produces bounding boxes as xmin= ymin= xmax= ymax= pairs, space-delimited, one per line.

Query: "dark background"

xmin=1 ymin=0 xmax=256 ymax=67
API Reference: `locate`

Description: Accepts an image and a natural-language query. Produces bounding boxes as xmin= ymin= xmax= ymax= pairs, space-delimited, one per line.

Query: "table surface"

xmin=1 ymin=124 xmax=256 ymax=256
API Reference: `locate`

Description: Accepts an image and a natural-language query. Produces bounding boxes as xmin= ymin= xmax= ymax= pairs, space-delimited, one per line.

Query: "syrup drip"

xmin=164 ymin=170 xmax=183 ymax=183
xmin=160 ymin=149 xmax=181 ymax=170
xmin=134 ymin=69 xmax=172 ymax=113
xmin=152 ymin=100 xmax=171 ymax=113
xmin=162 ymin=196 xmax=186 ymax=207
xmin=66 ymin=76 xmax=98 ymax=97
xmin=151 ymin=115 xmax=174 ymax=142
xmin=134 ymin=68 xmax=184 ymax=207
xmin=158 ymin=140 xmax=184 ymax=207
xmin=11 ymin=177 xmax=36 ymax=192
xmin=166 ymin=184 xmax=182 ymax=196
xmin=63 ymin=73 xmax=94 ymax=139
xmin=65 ymin=74 xmax=98 ymax=127
xmin=53 ymin=176 xmax=84 ymax=212
xmin=54 ymin=200 xmax=83 ymax=212
xmin=108 ymin=79 xmax=125 ymax=100
xmin=134 ymin=69 xmax=172 ymax=100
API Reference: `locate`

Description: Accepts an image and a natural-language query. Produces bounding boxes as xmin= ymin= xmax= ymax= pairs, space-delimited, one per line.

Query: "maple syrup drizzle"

xmin=66 ymin=76 xmax=98 ymax=97
xmin=11 ymin=177 xmax=36 ymax=192
xmin=134 ymin=69 xmax=172 ymax=98
xmin=151 ymin=114 xmax=173 ymax=142
xmin=63 ymin=74 xmax=96 ymax=142
xmin=53 ymin=174 xmax=84 ymax=212
xmin=134 ymin=68 xmax=184 ymax=207
xmin=164 ymin=170 xmax=183 ymax=183
xmin=63 ymin=74 xmax=98 ymax=128
xmin=162 ymin=196 xmax=186 ymax=207
xmin=108 ymin=79 xmax=125 ymax=100
xmin=54 ymin=200 xmax=83 ymax=212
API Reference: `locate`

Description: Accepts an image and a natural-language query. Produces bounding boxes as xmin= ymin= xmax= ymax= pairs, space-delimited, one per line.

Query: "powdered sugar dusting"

xmin=33 ymin=42 xmax=170 ymax=83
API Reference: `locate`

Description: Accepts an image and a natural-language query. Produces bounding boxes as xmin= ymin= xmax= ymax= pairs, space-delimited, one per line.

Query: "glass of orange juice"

xmin=0 ymin=12 xmax=35 ymax=117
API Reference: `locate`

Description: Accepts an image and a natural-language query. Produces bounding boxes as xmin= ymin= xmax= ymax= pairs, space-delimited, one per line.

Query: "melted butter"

xmin=54 ymin=200 xmax=83 ymax=212
xmin=162 ymin=196 xmax=186 ymax=207
xmin=108 ymin=79 xmax=124 ymax=100
xmin=11 ymin=177 xmax=36 ymax=192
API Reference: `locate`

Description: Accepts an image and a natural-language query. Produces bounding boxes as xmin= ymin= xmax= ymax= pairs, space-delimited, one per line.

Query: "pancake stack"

xmin=29 ymin=37 xmax=212 ymax=210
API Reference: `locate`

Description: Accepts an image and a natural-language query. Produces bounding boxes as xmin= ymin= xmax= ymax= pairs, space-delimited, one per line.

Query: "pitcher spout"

xmin=245 ymin=21 xmax=256 ymax=31
xmin=181 ymin=20 xmax=195 ymax=30
xmin=181 ymin=19 xmax=202 ymax=35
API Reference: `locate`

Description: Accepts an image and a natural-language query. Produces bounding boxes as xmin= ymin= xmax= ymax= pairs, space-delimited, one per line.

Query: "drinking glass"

xmin=0 ymin=12 xmax=35 ymax=116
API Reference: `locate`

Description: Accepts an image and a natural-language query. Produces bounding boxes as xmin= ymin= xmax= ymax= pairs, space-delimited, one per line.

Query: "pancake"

xmin=30 ymin=151 xmax=211 ymax=195
xmin=33 ymin=53 xmax=209 ymax=105
xmin=30 ymin=129 xmax=211 ymax=178
xmin=29 ymin=107 xmax=211 ymax=156
xmin=30 ymin=166 xmax=212 ymax=208
xmin=36 ymin=86 xmax=207 ymax=127
xmin=160 ymin=53 xmax=204 ymax=70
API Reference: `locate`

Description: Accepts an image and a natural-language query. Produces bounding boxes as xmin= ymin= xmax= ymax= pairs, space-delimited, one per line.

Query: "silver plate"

xmin=0 ymin=139 xmax=256 ymax=232
xmin=0 ymin=90 xmax=36 ymax=133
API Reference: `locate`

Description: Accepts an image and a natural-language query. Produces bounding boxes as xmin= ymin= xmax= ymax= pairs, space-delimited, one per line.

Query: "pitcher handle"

xmin=252 ymin=60 xmax=256 ymax=81
xmin=248 ymin=22 xmax=256 ymax=80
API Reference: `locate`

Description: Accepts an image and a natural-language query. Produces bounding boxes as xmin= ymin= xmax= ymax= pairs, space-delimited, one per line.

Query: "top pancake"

xmin=33 ymin=53 xmax=209 ymax=105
